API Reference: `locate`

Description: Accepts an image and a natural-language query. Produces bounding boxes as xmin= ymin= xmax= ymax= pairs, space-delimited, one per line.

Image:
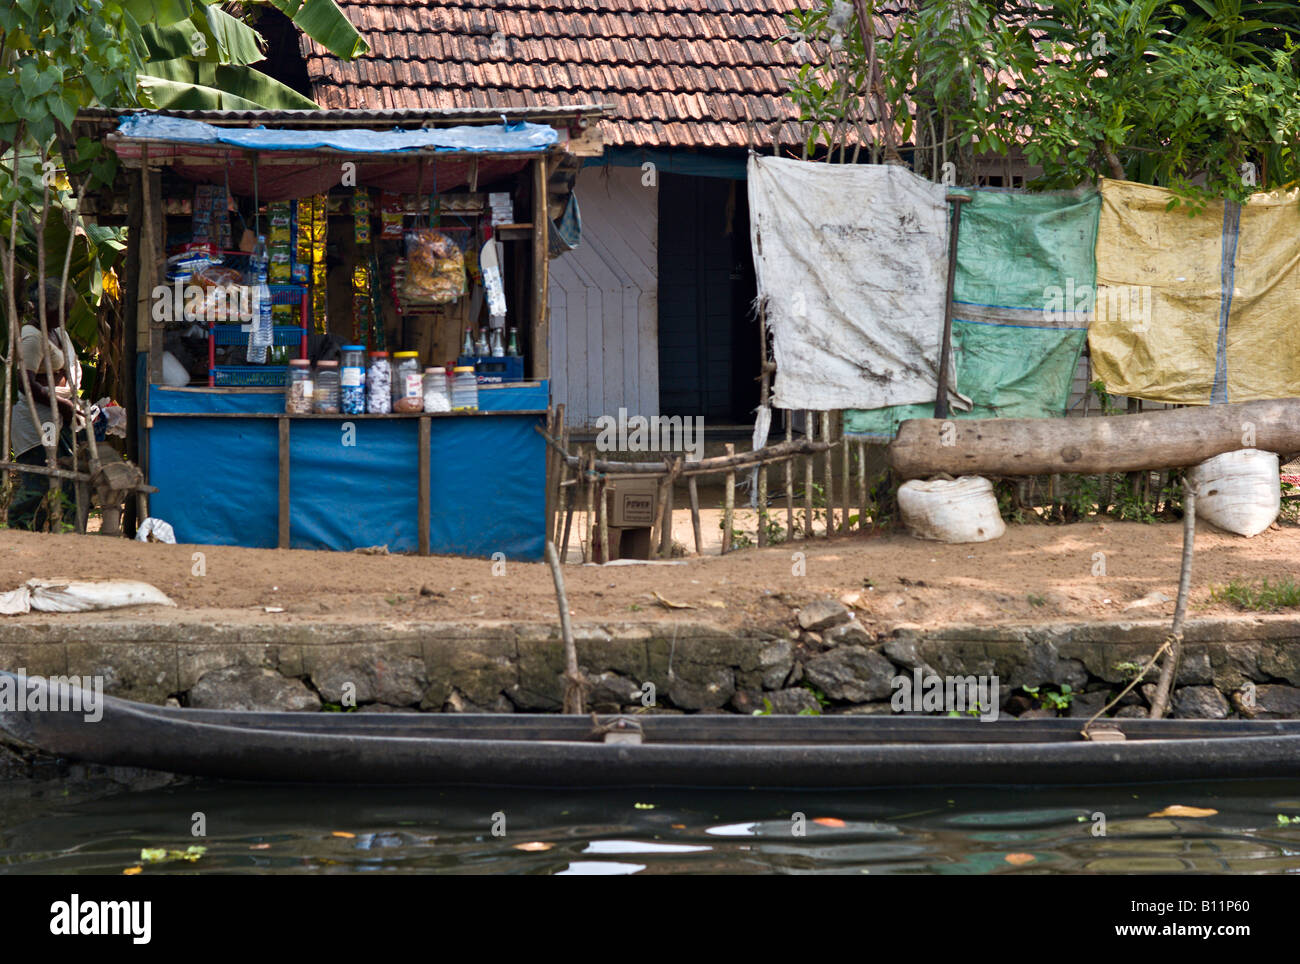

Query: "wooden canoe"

xmin=2 ymin=673 xmax=1299 ymax=787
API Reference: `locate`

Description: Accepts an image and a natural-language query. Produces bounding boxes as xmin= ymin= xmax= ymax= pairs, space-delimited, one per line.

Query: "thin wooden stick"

xmin=723 ymin=443 xmax=736 ymax=554
xmin=544 ymin=541 xmax=586 ymax=714
xmin=821 ymin=411 xmax=833 ymax=536
xmin=804 ymin=412 xmax=814 ymax=538
xmin=1149 ymin=481 xmax=1197 ymax=720
xmin=841 ymin=422 xmax=850 ymax=532
xmin=785 ymin=416 xmax=794 ymax=538
xmin=688 ymin=474 xmax=703 ymax=555
xmin=582 ymin=448 xmax=594 ymax=564
xmin=598 ymin=478 xmax=610 ymax=565
xmin=858 ymin=441 xmax=868 ymax=530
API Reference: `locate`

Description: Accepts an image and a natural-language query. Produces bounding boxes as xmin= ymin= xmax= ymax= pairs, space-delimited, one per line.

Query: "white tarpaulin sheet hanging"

xmin=748 ymin=156 xmax=968 ymax=413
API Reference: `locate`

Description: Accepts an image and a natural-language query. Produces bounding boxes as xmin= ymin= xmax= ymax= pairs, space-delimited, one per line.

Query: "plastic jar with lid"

xmin=423 ymin=367 xmax=451 ymax=412
xmin=451 ymin=365 xmax=479 ymax=412
xmin=340 ymin=345 xmax=367 ymax=414
xmin=285 ymin=359 xmax=314 ymax=414
xmin=367 ymin=351 xmax=392 ymax=414
xmin=392 ymin=351 xmax=423 ymax=412
xmin=314 ymin=359 xmax=341 ymax=414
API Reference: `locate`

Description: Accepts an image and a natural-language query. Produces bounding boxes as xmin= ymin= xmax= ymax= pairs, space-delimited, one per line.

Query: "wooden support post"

xmin=582 ymin=448 xmax=594 ymax=564
xmin=656 ymin=457 xmax=681 ymax=559
xmin=821 ymin=411 xmax=833 ymax=536
xmin=277 ymin=415 xmax=290 ymax=549
xmin=723 ymin=443 xmax=736 ymax=554
xmin=758 ymin=461 xmax=768 ymax=547
xmin=598 ymin=479 xmax=610 ymax=565
xmin=530 ymin=155 xmax=550 ymax=380
xmin=122 ymin=170 xmax=143 ymax=537
xmin=560 ymin=489 xmax=575 ymax=565
xmin=841 ymin=423 xmax=850 ymax=532
xmin=688 ymin=474 xmax=703 ymax=555
xmin=418 ymin=416 xmax=431 ymax=556
xmin=804 ymin=412 xmax=814 ymax=538
xmin=785 ymin=417 xmax=794 ymax=538
xmin=934 ymin=195 xmax=968 ymax=418
xmin=858 ymin=441 xmax=868 ymax=530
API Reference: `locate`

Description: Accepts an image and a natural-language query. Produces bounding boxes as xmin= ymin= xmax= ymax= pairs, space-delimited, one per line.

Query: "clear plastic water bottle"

xmin=248 ymin=235 xmax=271 ymax=364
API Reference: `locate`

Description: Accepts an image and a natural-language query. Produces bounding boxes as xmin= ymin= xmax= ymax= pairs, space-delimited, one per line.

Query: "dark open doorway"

xmin=657 ymin=173 xmax=759 ymax=423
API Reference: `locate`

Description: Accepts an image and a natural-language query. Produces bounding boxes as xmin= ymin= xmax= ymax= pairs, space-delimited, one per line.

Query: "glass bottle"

xmin=461 ymin=327 xmax=475 ymax=356
xmin=314 ymin=359 xmax=341 ymax=414
xmin=489 ymin=327 xmax=504 ymax=358
xmin=367 ymin=351 xmax=392 ymax=414
xmin=506 ymin=327 xmax=520 ymax=357
xmin=423 ymin=366 xmax=451 ymax=412
xmin=340 ymin=344 xmax=367 ymax=415
xmin=475 ymin=327 xmax=490 ymax=356
xmin=284 ymin=359 xmax=314 ymax=414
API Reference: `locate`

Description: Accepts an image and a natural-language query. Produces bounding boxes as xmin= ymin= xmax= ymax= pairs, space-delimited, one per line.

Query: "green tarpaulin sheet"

xmin=844 ymin=188 xmax=1100 ymax=439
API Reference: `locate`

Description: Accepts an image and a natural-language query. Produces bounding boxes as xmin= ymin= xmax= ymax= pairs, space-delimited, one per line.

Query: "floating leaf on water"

xmin=331 ymin=831 xmax=357 ymax=838
xmin=813 ymin=817 xmax=847 ymax=828
xmin=139 ymin=848 xmax=167 ymax=863
xmin=122 ymin=866 xmax=143 ymax=876
xmin=633 ymin=803 xmax=656 ymax=810
xmin=1004 ymin=853 xmax=1036 ymax=866
xmin=177 ymin=846 xmax=207 ymax=862
xmin=1147 ymin=805 xmax=1218 ymax=818
xmin=671 ymin=824 xmax=686 ymax=830
xmin=249 ymin=843 xmax=272 ymax=850
xmin=514 ymin=842 xmax=553 ymax=852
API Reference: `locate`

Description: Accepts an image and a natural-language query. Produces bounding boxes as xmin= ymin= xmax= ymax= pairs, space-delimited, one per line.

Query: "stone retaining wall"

xmin=2 ymin=608 xmax=1299 ymax=719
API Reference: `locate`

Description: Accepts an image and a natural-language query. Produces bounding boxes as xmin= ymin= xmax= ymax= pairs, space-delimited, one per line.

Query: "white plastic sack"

xmin=0 ymin=579 xmax=176 ymax=615
xmin=748 ymin=155 xmax=970 ymax=413
xmin=1187 ymin=449 xmax=1279 ymax=537
xmin=899 ymin=476 xmax=1006 ymax=543
xmin=135 ymin=517 xmax=176 ymax=543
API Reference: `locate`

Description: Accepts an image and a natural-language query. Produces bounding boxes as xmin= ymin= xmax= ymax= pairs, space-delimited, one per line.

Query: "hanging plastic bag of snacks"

xmin=400 ymin=229 xmax=466 ymax=304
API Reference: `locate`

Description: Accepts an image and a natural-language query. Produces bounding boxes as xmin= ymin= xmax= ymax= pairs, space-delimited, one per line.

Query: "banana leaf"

xmin=121 ymin=0 xmax=200 ymax=30
xmin=259 ymin=0 xmax=369 ymax=59
xmin=140 ymin=59 xmax=318 ymax=109
xmin=141 ymin=7 xmax=266 ymax=66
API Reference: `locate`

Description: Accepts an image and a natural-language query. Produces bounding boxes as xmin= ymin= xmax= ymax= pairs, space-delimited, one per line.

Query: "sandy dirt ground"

xmin=2 ymin=513 xmax=1298 ymax=634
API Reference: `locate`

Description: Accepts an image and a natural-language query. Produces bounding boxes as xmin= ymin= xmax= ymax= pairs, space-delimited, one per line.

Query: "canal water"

xmin=3 ymin=769 xmax=1300 ymax=874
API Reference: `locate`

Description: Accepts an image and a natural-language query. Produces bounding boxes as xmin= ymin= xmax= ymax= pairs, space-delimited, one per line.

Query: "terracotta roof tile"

xmin=304 ymin=0 xmax=895 ymax=148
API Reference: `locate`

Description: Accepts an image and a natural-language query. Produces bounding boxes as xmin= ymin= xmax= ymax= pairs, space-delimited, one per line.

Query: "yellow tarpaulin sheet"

xmin=1090 ymin=178 xmax=1300 ymax=404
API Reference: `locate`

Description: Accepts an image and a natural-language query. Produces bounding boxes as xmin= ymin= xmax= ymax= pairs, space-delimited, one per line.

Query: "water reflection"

xmin=2 ymin=773 xmax=1300 ymax=875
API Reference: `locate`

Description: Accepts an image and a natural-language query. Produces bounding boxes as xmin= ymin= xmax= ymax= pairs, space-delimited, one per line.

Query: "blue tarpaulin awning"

xmin=114 ymin=114 xmax=559 ymax=154
xmin=107 ymin=114 xmax=557 ymax=197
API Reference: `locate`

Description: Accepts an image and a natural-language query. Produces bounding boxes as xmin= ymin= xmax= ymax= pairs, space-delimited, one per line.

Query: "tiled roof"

xmin=303 ymin=0 xmax=875 ymax=149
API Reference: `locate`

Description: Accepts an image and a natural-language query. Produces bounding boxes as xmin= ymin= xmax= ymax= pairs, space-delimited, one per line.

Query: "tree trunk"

xmin=889 ymin=399 xmax=1300 ymax=479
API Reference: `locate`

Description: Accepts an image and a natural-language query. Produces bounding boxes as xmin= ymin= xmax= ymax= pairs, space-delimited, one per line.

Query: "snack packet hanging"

xmin=400 ymin=228 xmax=466 ymax=304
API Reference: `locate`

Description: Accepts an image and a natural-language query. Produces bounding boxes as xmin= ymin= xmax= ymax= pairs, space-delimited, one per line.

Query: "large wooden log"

xmin=889 ymin=399 xmax=1300 ymax=479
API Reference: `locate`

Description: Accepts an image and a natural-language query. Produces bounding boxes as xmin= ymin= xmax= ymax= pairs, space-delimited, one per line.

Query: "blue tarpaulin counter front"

xmin=146 ymin=382 xmax=548 ymax=560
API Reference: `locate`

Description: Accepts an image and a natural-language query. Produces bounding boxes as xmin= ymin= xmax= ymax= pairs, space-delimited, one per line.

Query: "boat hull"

xmin=3 ymin=674 xmax=1299 ymax=787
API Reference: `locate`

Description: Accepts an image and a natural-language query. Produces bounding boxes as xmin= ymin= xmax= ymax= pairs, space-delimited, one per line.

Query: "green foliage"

xmin=1022 ymin=683 xmax=1075 ymax=711
xmin=1210 ymin=577 xmax=1300 ymax=611
xmin=784 ymin=1 xmax=1300 ymax=199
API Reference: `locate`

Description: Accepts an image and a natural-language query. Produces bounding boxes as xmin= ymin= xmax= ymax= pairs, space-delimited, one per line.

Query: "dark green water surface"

xmin=3 ymin=770 xmax=1300 ymax=874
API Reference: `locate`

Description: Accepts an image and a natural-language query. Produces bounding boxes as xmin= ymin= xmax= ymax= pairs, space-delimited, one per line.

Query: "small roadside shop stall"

xmin=79 ymin=106 xmax=601 ymax=559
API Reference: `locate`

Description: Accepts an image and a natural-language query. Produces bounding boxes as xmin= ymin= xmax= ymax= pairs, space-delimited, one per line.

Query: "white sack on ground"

xmin=748 ymin=156 xmax=969 ymax=413
xmin=1187 ymin=449 xmax=1279 ymax=537
xmin=135 ymin=517 xmax=176 ymax=543
xmin=0 ymin=579 xmax=176 ymax=615
xmin=899 ymin=476 xmax=1006 ymax=543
